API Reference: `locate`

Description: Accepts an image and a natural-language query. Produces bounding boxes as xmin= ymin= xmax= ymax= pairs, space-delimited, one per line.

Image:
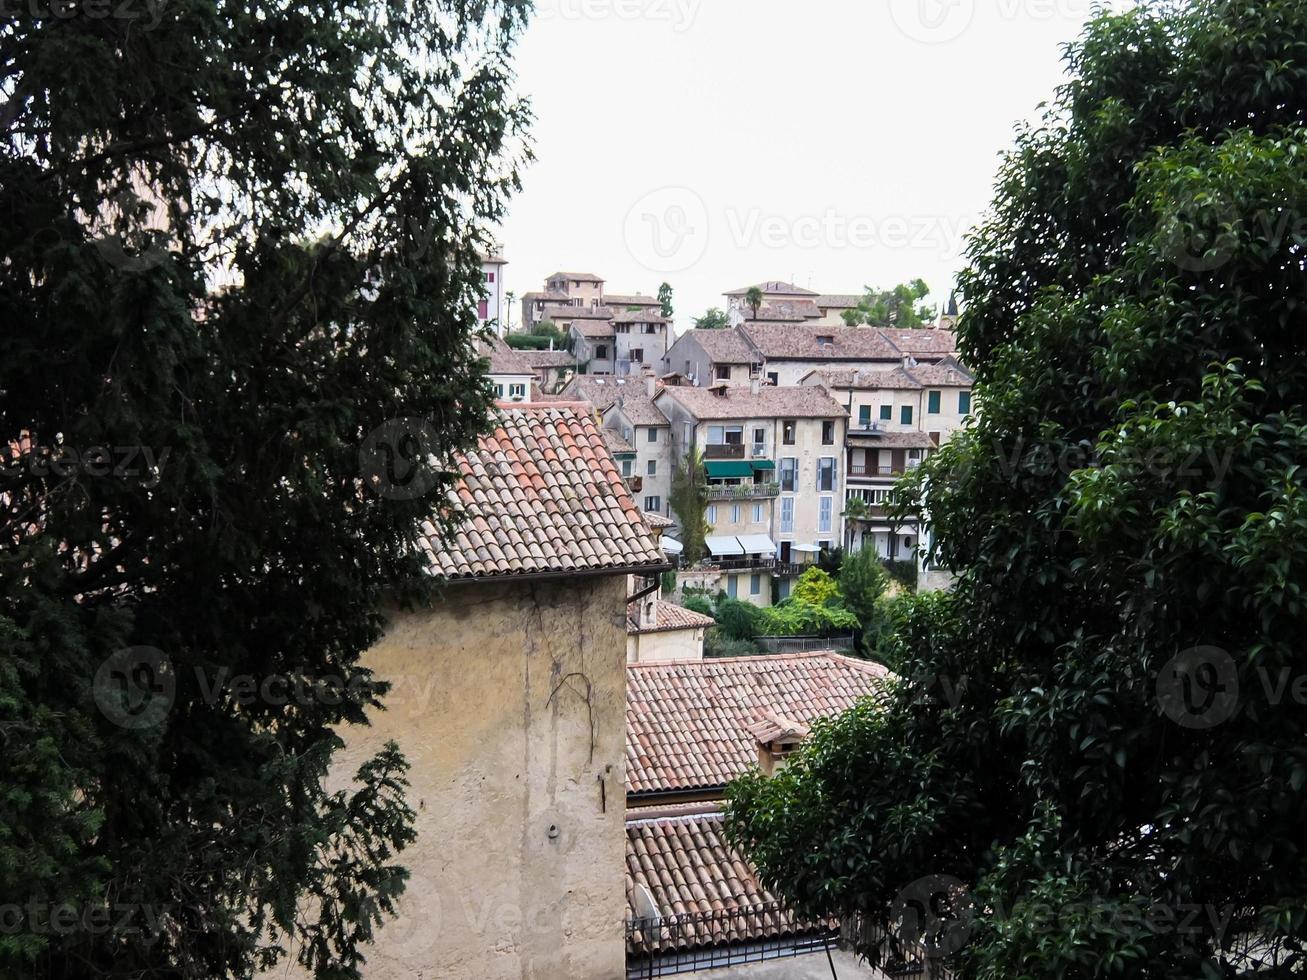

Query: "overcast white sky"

xmin=499 ymin=0 xmax=1124 ymax=331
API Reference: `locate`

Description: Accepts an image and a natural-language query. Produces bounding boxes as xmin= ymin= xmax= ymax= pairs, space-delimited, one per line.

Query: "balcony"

xmin=706 ymin=482 xmax=780 ymax=501
xmin=849 ymin=464 xmax=911 ymax=479
xmin=703 ymin=443 xmax=746 ymax=460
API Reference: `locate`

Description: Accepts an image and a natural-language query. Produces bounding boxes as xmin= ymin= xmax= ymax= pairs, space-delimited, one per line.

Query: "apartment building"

xmin=661 ymin=323 xmax=958 ymax=388
xmin=654 ymin=383 xmax=848 ymax=603
xmin=804 ymin=357 xmax=975 ymax=560
xmin=521 ymin=270 xmax=663 ymax=334
xmin=723 ymin=281 xmax=885 ymax=328
xmin=601 ymin=377 xmax=674 ymax=518
xmin=477 ymin=252 xmax=508 ymax=334
xmin=477 ymin=336 xmax=535 ymax=403
xmin=610 ymin=309 xmax=671 ymax=374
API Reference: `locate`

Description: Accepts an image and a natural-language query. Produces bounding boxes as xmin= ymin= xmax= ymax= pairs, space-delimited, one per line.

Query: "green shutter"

xmin=880 ymin=405 xmax=892 ymax=421
xmin=928 ymin=391 xmax=941 ymax=414
xmin=901 ymin=405 xmax=913 ymax=425
xmin=959 ymin=390 xmax=972 ymax=413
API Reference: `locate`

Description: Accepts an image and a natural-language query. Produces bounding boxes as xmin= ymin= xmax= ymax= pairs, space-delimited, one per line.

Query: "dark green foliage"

xmin=0 ymin=1 xmax=530 ymax=977
xmin=693 ymin=308 xmax=730 ymax=330
xmin=660 ymin=570 xmax=678 ymax=595
xmin=841 ymin=279 xmax=935 ymax=328
xmin=837 ymin=547 xmax=891 ymax=632
xmin=681 ymin=594 xmax=715 ymax=618
xmin=714 ymin=597 xmax=763 ymax=643
xmin=704 ymin=632 xmax=760 ymax=659
xmin=729 ymin=2 xmax=1307 ymax=976
xmin=883 ymin=559 xmax=918 ymax=591
xmin=505 ymin=333 xmax=554 ymax=350
xmin=658 ymin=282 xmax=674 ymax=319
xmin=670 ymin=446 xmax=711 ymax=564
xmin=816 ymin=546 xmax=844 ymax=577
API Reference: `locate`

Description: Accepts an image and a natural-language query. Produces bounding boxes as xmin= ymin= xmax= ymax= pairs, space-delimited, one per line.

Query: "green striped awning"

xmin=704 ymin=461 xmax=754 ymax=479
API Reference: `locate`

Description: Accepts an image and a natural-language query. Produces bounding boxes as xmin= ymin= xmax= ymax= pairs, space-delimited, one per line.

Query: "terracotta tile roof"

xmin=476 ymin=336 xmax=534 ymax=376
xmin=672 ymin=328 xmax=758 ymax=364
xmin=806 ymin=366 xmax=923 ymax=391
xmin=548 ymin=271 xmax=605 ymax=282
xmin=642 ymin=511 xmax=676 ymax=530
xmin=604 ymin=429 xmax=636 ymax=455
xmin=741 ymin=323 xmax=902 ymax=361
xmin=655 ymin=385 xmax=848 ymax=422
xmin=814 ymin=293 xmax=863 ymax=309
xmin=418 ymin=406 xmax=666 ymax=581
xmin=909 ymin=356 xmax=973 ymax=386
xmin=522 ymin=290 xmax=569 ymax=303
xmin=518 ymin=350 xmax=577 ymax=369
xmin=744 ymin=300 xmax=822 ymax=321
xmin=845 ymin=428 xmax=937 ymax=449
xmin=612 ymin=309 xmax=671 ymax=325
xmin=880 ymin=328 xmax=958 ymax=357
xmin=547 ymin=304 xmax=615 ymax=323
xmin=559 ymin=375 xmax=643 ymax=413
xmin=625 ymin=652 xmax=890 ymax=794
xmin=724 ymin=280 xmax=819 ymax=297
xmin=606 ymin=293 xmax=662 ymax=308
xmin=610 ymin=390 xmax=670 ymax=427
xmin=629 ymin=600 xmax=716 ymax=635
xmin=625 ymin=810 xmax=831 ymax=950
xmin=570 ymin=319 xmax=618 ymax=339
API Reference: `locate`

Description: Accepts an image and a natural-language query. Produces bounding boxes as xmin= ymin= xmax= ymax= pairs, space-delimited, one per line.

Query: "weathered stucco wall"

xmin=335 ymin=574 xmax=630 ymax=979
xmin=627 ymin=626 xmax=705 ymax=663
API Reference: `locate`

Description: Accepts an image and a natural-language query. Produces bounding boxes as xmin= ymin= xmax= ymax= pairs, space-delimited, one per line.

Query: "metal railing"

xmin=841 ymin=914 xmax=951 ymax=980
xmin=625 ymin=902 xmax=837 ymax=979
xmin=705 ymin=482 xmax=780 ymax=500
xmin=703 ymin=443 xmax=746 ymax=460
xmin=850 ymin=464 xmax=910 ymax=478
xmin=755 ymin=634 xmax=856 ymax=654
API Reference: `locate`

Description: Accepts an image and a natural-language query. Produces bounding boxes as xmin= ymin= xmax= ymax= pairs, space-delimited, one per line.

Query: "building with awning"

xmin=704 ymin=535 xmax=746 ymax=557
xmin=735 ymin=534 xmax=778 ymax=557
xmin=703 ymin=460 xmax=754 ymax=481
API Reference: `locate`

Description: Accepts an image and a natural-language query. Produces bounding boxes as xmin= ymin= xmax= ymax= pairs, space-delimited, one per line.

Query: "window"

xmin=821 ymin=420 xmax=835 ymax=445
xmin=630 ymin=349 xmax=644 ymax=363
xmin=485 ymin=271 xmax=495 ymax=283
xmin=644 ymin=495 xmax=661 ymax=512
xmin=858 ymin=405 xmax=872 ymax=427
xmin=817 ymin=457 xmax=836 ymax=492
xmin=782 ymin=420 xmax=797 ymax=445
xmin=767 ymin=372 xmax=779 ymax=386
xmin=752 ymin=427 xmax=766 ymax=452
xmin=508 ymin=383 xmax=526 ymax=399
xmin=478 ymin=300 xmax=489 ymax=320
xmin=752 ymin=503 xmax=764 ymax=523
xmin=727 ymin=576 xmax=738 ymax=599
xmin=707 ymin=505 xmax=718 ymax=525
xmin=724 ymin=426 xmax=744 ymax=444
xmin=901 ymin=405 xmax=913 ymax=425
xmin=683 ymin=422 xmax=693 ymax=444
xmin=596 ymin=344 xmax=609 ymax=360
xmin=816 ymin=335 xmax=834 ymax=348
xmin=928 ymin=390 xmax=941 ymax=414
xmin=494 ymin=384 xmax=505 ymax=398
xmin=715 ymin=364 xmax=731 ymax=380
xmin=959 ymin=390 xmax=973 ymax=414
xmin=819 ymin=497 xmax=833 ymax=533
xmin=622 ymin=459 xmax=633 ymax=477
xmin=707 ymin=425 xmax=724 ymax=444
xmin=780 ymin=497 xmax=795 ymax=533
xmin=615 ymin=324 xmax=630 ymax=334
xmin=731 ymin=504 xmax=741 ymax=523
xmin=779 ymin=457 xmax=798 ymax=493
xmin=750 ymin=574 xmax=762 ymax=596
xmin=647 ymin=428 xmax=658 ymax=443
xmin=647 ymin=459 xmax=657 ymax=476
xmin=880 ymin=404 xmax=892 ymax=421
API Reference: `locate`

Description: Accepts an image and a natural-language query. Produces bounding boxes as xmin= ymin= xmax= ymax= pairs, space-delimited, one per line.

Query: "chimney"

xmin=646 ymin=375 xmax=657 ymax=399
xmin=747 ymin=713 xmax=810 ymax=778
xmin=750 ymin=378 xmax=761 ymax=395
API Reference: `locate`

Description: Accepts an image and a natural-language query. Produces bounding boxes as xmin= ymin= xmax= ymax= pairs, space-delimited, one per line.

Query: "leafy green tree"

xmin=744 ymin=286 xmax=764 ymax=320
xmin=838 ymin=546 xmax=891 ymax=635
xmin=530 ymin=319 xmax=568 ymax=349
xmin=0 ymin=1 xmax=529 ymax=977
xmin=670 ymin=446 xmax=711 ymax=565
xmin=715 ymin=597 xmax=763 ymax=643
xmin=681 ymin=594 xmax=715 ymax=618
xmin=693 ymin=307 xmax=731 ymax=330
xmin=658 ymin=281 xmax=674 ymax=319
xmin=756 ymin=568 xmax=859 ymax=637
xmin=729 ymin=3 xmax=1307 ymax=976
xmin=841 ymin=279 xmax=935 ymax=328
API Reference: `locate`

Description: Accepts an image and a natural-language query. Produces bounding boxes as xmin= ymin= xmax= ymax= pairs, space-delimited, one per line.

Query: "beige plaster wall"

xmin=626 ymin=626 xmax=705 ymax=663
xmin=333 ymin=575 xmax=630 ymax=980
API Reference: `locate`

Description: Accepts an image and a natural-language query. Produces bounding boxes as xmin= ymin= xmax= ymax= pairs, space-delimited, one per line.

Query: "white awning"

xmin=705 ymin=535 xmax=745 ymax=557
xmin=792 ymin=543 xmax=822 ymax=553
xmin=736 ymin=534 xmax=777 ymax=556
xmin=660 ymin=538 xmax=684 ymax=555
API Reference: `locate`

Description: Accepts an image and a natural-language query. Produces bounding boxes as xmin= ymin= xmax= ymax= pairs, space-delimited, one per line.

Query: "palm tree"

xmin=842 ymin=495 xmax=869 ymax=552
xmin=744 ymin=286 xmax=763 ymax=321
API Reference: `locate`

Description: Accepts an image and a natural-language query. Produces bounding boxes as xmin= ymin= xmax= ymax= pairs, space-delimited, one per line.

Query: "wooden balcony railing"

xmin=703 ymin=443 xmax=746 ymax=460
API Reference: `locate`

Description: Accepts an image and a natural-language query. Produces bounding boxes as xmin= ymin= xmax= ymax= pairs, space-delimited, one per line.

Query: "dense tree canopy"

xmin=841 ymin=279 xmax=935 ymax=328
xmin=693 ymin=307 xmax=730 ymax=330
xmin=729 ymin=2 xmax=1307 ymax=977
xmin=1 ymin=1 xmax=529 ymax=977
